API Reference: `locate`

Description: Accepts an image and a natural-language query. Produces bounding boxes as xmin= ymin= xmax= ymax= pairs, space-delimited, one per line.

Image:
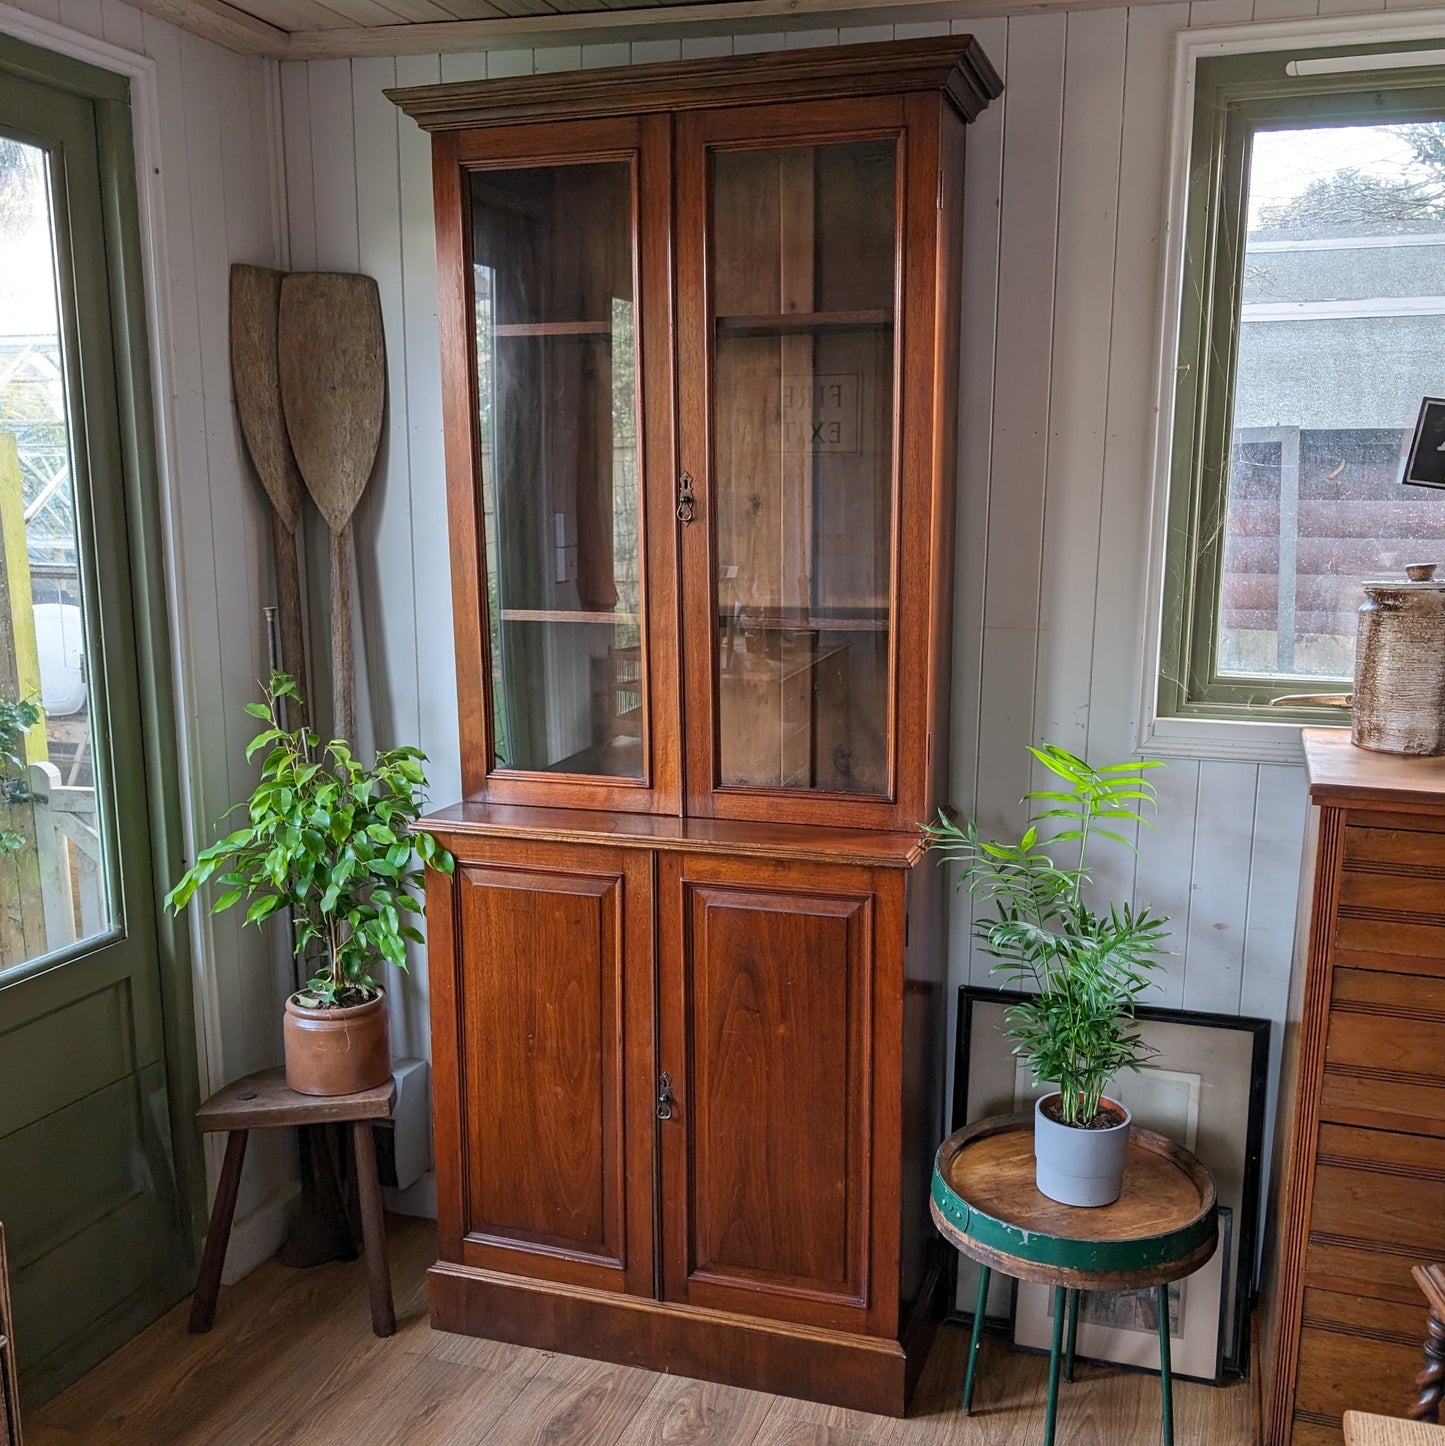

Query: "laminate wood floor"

xmin=26 ymin=1214 xmax=1254 ymax=1444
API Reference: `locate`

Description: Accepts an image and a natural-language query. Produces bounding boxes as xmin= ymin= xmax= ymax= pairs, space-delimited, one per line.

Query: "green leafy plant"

xmin=924 ymin=745 xmax=1170 ymax=1127
xmin=0 ymin=695 xmax=41 ymax=856
xmin=165 ymin=672 xmax=454 ymax=1007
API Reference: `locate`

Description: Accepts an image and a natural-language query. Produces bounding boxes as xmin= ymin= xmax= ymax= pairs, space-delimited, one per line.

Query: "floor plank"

xmin=25 ymin=1215 xmax=1254 ymax=1444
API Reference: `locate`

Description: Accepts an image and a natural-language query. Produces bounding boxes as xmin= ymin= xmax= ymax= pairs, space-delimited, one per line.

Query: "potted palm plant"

xmin=167 ymin=672 xmax=453 ymax=1096
xmin=925 ymin=746 xmax=1169 ymax=1206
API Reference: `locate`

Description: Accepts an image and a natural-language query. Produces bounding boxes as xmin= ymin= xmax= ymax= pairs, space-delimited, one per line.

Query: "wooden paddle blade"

xmin=229 ymin=264 xmax=305 ymax=532
xmin=277 ymin=272 xmax=386 ymax=536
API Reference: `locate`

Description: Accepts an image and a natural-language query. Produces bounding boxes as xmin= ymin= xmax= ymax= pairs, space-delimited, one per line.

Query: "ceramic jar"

xmin=1353 ymin=563 xmax=1445 ymax=756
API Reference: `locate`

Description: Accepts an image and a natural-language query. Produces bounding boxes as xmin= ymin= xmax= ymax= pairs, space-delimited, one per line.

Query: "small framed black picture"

xmin=1401 ymin=397 xmax=1445 ymax=489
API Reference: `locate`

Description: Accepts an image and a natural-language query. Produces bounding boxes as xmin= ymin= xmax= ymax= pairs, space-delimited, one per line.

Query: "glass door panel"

xmin=470 ymin=161 xmax=644 ymax=779
xmin=0 ymin=134 xmax=112 ymax=972
xmin=710 ymin=140 xmax=896 ymax=796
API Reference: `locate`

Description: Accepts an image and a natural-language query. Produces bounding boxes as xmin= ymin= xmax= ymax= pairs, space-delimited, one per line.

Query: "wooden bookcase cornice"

xmin=385 ymin=35 xmax=1002 ymax=131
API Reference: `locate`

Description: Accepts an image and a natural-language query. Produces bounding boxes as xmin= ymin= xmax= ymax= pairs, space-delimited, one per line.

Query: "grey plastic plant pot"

xmin=1033 ymin=1092 xmax=1131 ymax=1207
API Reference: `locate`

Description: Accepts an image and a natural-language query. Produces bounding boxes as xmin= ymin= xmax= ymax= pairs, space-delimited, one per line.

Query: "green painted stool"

xmin=931 ymin=1114 xmax=1217 ymax=1446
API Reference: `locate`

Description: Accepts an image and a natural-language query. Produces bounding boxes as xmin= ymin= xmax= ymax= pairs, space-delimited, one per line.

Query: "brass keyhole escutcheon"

xmin=676 ymin=472 xmax=696 ymax=525
xmin=656 ymin=1071 xmax=675 ymax=1120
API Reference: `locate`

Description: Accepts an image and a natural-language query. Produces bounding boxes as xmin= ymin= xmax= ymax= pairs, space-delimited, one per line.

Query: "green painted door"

xmin=0 ymin=38 xmax=197 ymax=1405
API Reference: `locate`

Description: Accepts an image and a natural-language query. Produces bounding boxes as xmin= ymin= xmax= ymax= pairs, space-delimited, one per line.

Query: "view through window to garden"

xmin=0 ymin=135 xmax=109 ymax=975
xmin=1222 ymin=118 xmax=1445 ymax=679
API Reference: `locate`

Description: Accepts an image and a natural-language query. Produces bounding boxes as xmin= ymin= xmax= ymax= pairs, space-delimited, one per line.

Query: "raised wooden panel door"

xmin=437 ymin=838 xmax=654 ymax=1295
xmin=658 ymin=852 xmax=894 ymax=1334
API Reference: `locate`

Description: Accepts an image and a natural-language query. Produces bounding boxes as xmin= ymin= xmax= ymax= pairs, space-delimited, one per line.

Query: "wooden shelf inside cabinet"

xmin=715 ymin=309 xmax=892 ymax=336
xmin=490 ymin=320 xmax=615 ymax=337
xmin=722 ymin=611 xmax=889 ymax=634
xmin=499 ymin=609 xmax=640 ymax=625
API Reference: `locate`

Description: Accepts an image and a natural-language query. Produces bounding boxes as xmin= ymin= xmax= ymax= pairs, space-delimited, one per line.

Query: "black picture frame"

xmin=1009 ymin=1206 xmax=1233 ymax=1387
xmin=1401 ymin=396 xmax=1445 ymax=490
xmin=951 ymin=986 xmax=1270 ymax=1379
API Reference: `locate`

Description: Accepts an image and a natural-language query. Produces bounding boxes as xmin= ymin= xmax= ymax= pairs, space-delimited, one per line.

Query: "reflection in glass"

xmin=0 ymin=134 xmax=111 ymax=973
xmin=711 ymin=140 xmax=897 ymax=794
xmin=1221 ymin=121 xmax=1445 ymax=678
xmin=470 ymin=163 xmax=643 ymax=778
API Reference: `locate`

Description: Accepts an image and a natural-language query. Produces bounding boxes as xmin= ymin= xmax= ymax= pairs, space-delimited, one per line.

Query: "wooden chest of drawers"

xmin=1261 ymin=731 xmax=1445 ymax=1445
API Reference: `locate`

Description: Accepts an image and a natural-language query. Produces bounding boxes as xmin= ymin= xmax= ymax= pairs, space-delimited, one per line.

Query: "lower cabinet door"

xmin=656 ymin=851 xmax=895 ymax=1335
xmin=432 ymin=837 xmax=655 ymax=1295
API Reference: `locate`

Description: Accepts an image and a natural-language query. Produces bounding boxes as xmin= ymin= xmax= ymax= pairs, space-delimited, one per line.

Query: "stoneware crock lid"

xmin=1363 ymin=562 xmax=1445 ymax=593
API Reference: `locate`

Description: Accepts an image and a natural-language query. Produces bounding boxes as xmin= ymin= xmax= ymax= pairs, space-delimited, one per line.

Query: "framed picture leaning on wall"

xmin=1013 ymin=1206 xmax=1233 ymax=1385
xmin=952 ymin=987 xmax=1269 ymax=1378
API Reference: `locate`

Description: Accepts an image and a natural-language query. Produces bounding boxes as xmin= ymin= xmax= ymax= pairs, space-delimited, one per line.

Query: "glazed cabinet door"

xmin=675 ymin=96 xmax=956 ymax=831
xmin=426 ymin=834 xmax=655 ymax=1295
xmin=432 ymin=116 xmax=680 ymax=813
xmin=656 ymin=851 xmax=900 ymax=1335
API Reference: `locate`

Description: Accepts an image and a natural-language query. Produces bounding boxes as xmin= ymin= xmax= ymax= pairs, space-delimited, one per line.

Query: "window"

xmin=1160 ymin=45 xmax=1445 ymax=723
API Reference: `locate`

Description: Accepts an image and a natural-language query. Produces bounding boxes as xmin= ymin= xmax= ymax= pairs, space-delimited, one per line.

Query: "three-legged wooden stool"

xmin=932 ymin=1114 xmax=1217 ymax=1446
xmin=188 ymin=1067 xmax=397 ymax=1337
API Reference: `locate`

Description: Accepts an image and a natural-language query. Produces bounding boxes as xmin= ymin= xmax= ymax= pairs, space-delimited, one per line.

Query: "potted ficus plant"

xmin=925 ymin=746 xmax=1169 ymax=1207
xmin=166 ymin=672 xmax=454 ymax=1096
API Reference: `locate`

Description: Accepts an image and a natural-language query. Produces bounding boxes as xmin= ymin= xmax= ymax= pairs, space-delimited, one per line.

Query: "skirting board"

xmin=427 ymin=1250 xmax=948 ymax=1417
xmin=385 ymin=1169 xmax=438 ymax=1220
xmin=221 ymin=1180 xmax=299 ymax=1286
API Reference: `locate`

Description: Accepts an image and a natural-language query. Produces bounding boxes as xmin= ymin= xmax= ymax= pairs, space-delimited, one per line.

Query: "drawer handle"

xmin=656 ymin=1071 xmax=675 ymax=1121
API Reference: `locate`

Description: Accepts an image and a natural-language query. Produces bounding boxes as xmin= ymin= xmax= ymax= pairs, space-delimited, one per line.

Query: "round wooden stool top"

xmin=931 ymin=1113 xmax=1217 ymax=1290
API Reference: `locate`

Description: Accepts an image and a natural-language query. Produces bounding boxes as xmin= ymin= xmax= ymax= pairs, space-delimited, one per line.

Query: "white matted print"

xmin=1012 ymin=1208 xmax=1232 ymax=1384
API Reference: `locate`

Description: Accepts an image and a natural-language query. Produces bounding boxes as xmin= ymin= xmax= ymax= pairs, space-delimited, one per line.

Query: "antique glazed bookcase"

xmin=389 ymin=37 xmax=1001 ymax=1415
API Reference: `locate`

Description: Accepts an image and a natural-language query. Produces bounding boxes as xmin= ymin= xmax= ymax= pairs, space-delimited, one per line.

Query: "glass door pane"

xmin=470 ymin=161 xmax=644 ymax=780
xmin=0 ymin=134 xmax=112 ymax=972
xmin=710 ymin=140 xmax=896 ymax=795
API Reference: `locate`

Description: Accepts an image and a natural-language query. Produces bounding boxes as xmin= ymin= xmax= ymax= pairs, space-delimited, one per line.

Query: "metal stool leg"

xmin=1158 ymin=1283 xmax=1174 ymax=1446
xmin=963 ymin=1265 xmax=991 ymax=1414
xmin=1065 ymin=1288 xmax=1081 ymax=1383
xmin=1044 ymin=1284 xmax=1066 ymax=1446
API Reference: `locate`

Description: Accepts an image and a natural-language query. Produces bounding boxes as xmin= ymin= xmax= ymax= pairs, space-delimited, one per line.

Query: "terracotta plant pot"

xmin=1033 ymin=1092 xmax=1131 ymax=1207
xmin=283 ymin=988 xmax=391 ymax=1097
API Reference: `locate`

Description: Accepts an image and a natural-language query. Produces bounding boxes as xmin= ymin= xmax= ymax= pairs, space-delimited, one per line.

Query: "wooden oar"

xmin=229 ymin=264 xmax=310 ymax=728
xmin=277 ymin=273 xmax=385 ymax=746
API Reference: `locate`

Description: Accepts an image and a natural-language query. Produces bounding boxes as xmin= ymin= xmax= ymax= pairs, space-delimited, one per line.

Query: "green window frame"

xmin=1160 ymin=43 xmax=1445 ymax=724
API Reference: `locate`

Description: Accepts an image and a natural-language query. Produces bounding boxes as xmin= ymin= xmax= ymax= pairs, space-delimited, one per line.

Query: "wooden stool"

xmin=1412 ymin=1264 xmax=1445 ymax=1423
xmin=189 ymin=1067 xmax=397 ymax=1338
xmin=932 ymin=1114 xmax=1217 ymax=1446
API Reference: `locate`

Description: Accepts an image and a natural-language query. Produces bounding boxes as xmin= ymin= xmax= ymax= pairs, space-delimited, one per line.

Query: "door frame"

xmin=0 ymin=15 xmax=212 ymax=1259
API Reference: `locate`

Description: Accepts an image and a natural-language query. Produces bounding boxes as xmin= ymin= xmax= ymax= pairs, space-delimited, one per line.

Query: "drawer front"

xmin=1321 ymin=968 xmax=1445 ymax=1135
xmin=1306 ymin=1123 xmax=1445 ymax=1306
xmin=1293 ymin=1288 xmax=1422 ymax=1442
xmin=1336 ymin=825 xmax=1445 ymax=964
